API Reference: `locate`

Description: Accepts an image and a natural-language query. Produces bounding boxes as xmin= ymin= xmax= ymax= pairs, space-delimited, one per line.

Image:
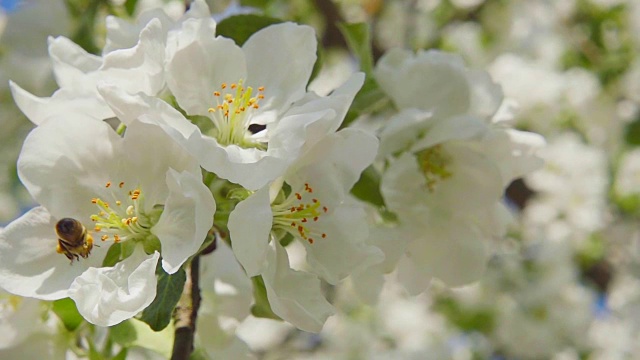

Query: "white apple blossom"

xmin=157 ymin=10 xmax=364 ymax=189
xmin=225 ymin=127 xmax=382 ymax=330
xmin=228 ymin=128 xmax=382 ymax=282
xmin=372 ymin=49 xmax=544 ymax=292
xmin=0 ymin=116 xmax=215 ymax=326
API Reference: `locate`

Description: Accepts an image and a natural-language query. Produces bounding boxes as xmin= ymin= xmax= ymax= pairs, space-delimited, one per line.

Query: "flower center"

xmin=207 ymin=80 xmax=266 ymax=148
xmin=89 ymin=181 xmax=161 ymax=244
xmin=271 ymin=183 xmax=329 ymax=244
xmin=417 ymin=145 xmax=452 ymax=192
xmin=0 ymin=293 xmax=22 ymax=314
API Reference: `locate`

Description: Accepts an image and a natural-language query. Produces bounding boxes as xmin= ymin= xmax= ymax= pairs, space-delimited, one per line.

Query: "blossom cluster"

xmin=0 ymin=0 xmax=548 ymax=358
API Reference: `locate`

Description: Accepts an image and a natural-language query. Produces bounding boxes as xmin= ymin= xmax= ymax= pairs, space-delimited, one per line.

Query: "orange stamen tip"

xmin=258 ymin=86 xmax=265 ymax=91
xmin=101 ymin=235 xmax=108 ymax=241
xmin=105 ymin=182 xmax=112 ymax=188
xmin=308 ymin=238 xmax=314 ymax=244
xmin=221 ymin=83 xmax=227 ymax=89
xmin=119 ymin=182 xmax=125 ymax=188
xmin=322 ymin=233 xmax=327 ymax=238
xmin=91 ymin=198 xmax=98 ymax=204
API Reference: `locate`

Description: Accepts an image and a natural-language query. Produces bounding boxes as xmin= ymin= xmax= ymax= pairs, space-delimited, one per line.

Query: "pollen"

xmin=207 ymin=79 xmax=267 ymax=147
xmin=271 ymin=182 xmax=329 ymax=245
xmin=105 ymin=182 xmax=112 ymax=188
xmin=89 ymin=181 xmax=159 ymax=246
xmin=417 ymin=145 xmax=452 ymax=192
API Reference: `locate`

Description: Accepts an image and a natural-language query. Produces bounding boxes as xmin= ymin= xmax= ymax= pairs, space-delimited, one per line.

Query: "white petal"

xmin=153 ymin=169 xmax=216 ymax=274
xmin=10 ymin=81 xmax=110 ymax=125
xmin=301 ymin=204 xmax=383 ymax=284
xmin=121 ymin=120 xmax=201 ymax=209
xmin=243 ymin=23 xmax=317 ymax=114
xmin=227 ymin=186 xmax=272 ymax=277
xmin=381 ymin=153 xmax=431 ymax=215
xmin=100 ymin=18 xmax=166 ymax=96
xmin=0 ymin=207 xmax=105 ymax=300
xmin=68 ymin=248 xmax=159 ymax=327
xmin=17 ymin=117 xmax=122 ymax=223
xmin=194 ymin=138 xmax=289 ymax=190
xmin=288 ymin=128 xmax=379 ymax=192
xmin=262 ymin=242 xmax=335 ymax=332
xmin=0 ymin=294 xmax=42 ymax=349
xmin=276 ymin=72 xmax=364 ymax=150
xmin=378 ymin=109 xmax=434 ymax=157
xmin=467 ymin=69 xmax=504 ymax=118
xmin=409 ymin=114 xmax=488 ymax=153
xmin=166 ymin=18 xmax=246 ymax=115
xmin=375 ymin=48 xmax=471 ymax=118
xmin=104 ymin=10 xmax=173 ymax=54
xmin=48 ymin=36 xmax=102 ymax=88
xmin=199 ymin=239 xmax=253 ymax=321
xmin=98 ymin=84 xmax=202 ymax=141
xmin=350 ymin=226 xmax=408 ymax=305
xmin=403 ymin=216 xmax=488 ymax=289
xmin=481 ymin=128 xmax=546 ymax=186
xmin=428 ymin=142 xmax=504 ymax=213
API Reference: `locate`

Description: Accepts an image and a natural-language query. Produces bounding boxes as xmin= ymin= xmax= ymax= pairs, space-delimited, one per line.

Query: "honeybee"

xmin=55 ymin=218 xmax=94 ymax=263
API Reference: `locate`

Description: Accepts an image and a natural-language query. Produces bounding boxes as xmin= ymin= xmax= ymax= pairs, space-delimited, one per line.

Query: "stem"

xmin=170 ymin=256 xmax=201 ymax=360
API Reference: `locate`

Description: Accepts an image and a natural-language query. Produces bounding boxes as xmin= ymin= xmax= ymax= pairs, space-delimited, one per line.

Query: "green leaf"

xmin=139 ymin=267 xmax=186 ymax=331
xmin=250 ymin=276 xmax=281 ymax=320
xmin=52 ymin=298 xmax=84 ymax=331
xmin=110 ymin=320 xmax=138 ymax=347
xmin=129 ymin=318 xmax=174 ymax=358
xmin=124 ymin=0 xmax=138 ymax=16
xmin=625 ymin=117 xmax=640 ymax=146
xmin=102 ymin=241 xmax=136 ymax=267
xmin=88 ymin=340 xmax=103 ymax=360
xmin=142 ymin=236 xmax=161 ymax=254
xmin=216 ymin=14 xmax=283 ymax=46
xmin=350 ymin=166 xmax=385 ymax=208
xmin=111 ymin=349 xmax=128 ymax=360
xmin=341 ymin=77 xmax=390 ymax=128
xmin=337 ymin=22 xmax=374 ymax=75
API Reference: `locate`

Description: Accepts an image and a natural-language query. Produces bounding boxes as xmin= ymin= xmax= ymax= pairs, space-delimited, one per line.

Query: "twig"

xmin=170 ymin=256 xmax=201 ymax=360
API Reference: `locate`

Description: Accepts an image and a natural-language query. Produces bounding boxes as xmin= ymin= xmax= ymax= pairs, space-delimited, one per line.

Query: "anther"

xmin=119 ymin=182 xmax=125 ymax=188
xmin=105 ymin=182 xmax=112 ymax=188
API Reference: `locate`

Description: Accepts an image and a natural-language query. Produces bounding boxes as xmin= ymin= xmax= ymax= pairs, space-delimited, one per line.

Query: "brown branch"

xmin=171 ymin=256 xmax=201 ymax=360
